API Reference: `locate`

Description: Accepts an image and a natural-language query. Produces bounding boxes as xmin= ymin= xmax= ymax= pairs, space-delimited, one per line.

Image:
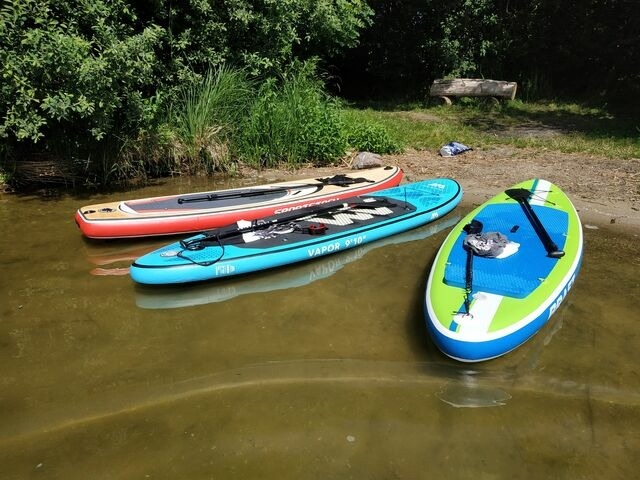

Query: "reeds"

xmin=237 ymin=63 xmax=348 ymax=167
xmin=163 ymin=61 xmax=399 ymax=172
xmin=169 ymin=65 xmax=253 ymax=174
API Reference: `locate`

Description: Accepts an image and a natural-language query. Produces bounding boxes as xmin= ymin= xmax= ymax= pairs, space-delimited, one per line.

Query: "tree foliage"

xmin=0 ymin=0 xmax=373 ymax=148
xmin=497 ymin=0 xmax=640 ymax=101
xmin=1 ymin=0 xmax=637 ymax=187
xmin=0 ymin=0 xmax=164 ymax=147
xmin=333 ymin=0 xmax=640 ymax=104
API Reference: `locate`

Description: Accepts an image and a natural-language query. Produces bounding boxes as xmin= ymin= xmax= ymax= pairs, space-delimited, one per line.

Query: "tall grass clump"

xmin=238 ymin=62 xmax=348 ymax=167
xmin=120 ymin=63 xmax=406 ymax=178
xmin=341 ymin=110 xmax=402 ymax=154
xmin=115 ymin=125 xmax=176 ymax=183
xmin=169 ymin=65 xmax=254 ymax=174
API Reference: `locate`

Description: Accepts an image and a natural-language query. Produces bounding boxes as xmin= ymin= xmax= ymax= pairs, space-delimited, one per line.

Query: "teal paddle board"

xmin=130 ymin=179 xmax=463 ymax=285
xmin=134 ymin=216 xmax=461 ymax=308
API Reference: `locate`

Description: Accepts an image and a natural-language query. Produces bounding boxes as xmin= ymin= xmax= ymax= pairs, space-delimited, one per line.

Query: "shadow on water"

xmin=1 ymin=178 xmax=639 ymax=479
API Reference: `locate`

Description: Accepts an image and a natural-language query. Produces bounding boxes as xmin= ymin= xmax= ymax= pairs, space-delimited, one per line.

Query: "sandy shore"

xmin=394 ymin=148 xmax=640 ymax=235
xmin=244 ymin=146 xmax=640 ymax=235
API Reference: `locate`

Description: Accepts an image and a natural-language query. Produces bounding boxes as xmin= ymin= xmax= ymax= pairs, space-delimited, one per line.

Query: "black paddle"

xmin=176 ymin=174 xmax=375 ymax=205
xmin=179 ymin=196 xmax=396 ymax=250
xmin=505 ymin=188 xmax=564 ymax=258
xmin=461 ymin=219 xmax=483 ymax=314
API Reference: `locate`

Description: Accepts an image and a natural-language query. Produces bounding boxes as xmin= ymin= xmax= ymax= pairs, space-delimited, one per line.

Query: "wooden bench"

xmin=429 ymin=78 xmax=517 ymax=105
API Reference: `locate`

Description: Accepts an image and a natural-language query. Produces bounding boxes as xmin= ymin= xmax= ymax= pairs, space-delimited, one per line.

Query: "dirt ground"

xmin=245 ymin=146 xmax=640 ymax=234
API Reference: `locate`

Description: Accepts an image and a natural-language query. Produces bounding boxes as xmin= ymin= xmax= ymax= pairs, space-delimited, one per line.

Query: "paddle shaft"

xmin=505 ymin=188 xmax=564 ymax=258
xmin=178 ymin=187 xmax=303 ymax=204
xmin=177 ymin=175 xmax=374 ymax=204
xmin=180 ymin=197 xmax=395 ymax=249
xmin=464 ymin=246 xmax=474 ymax=313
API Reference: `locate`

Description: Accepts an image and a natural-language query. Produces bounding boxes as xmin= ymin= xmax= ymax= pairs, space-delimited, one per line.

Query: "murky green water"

xmin=1 ymin=177 xmax=639 ymax=479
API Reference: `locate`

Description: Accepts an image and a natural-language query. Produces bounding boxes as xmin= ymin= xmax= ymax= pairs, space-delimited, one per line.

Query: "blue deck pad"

xmin=444 ymin=203 xmax=569 ymax=298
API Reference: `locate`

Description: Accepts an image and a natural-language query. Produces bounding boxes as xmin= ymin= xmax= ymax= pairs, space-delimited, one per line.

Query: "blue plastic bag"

xmin=439 ymin=141 xmax=472 ymax=157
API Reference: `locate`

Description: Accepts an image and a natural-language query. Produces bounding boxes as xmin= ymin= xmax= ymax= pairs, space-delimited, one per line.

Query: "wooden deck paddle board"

xmin=424 ymin=179 xmax=583 ymax=362
xmin=130 ymin=178 xmax=463 ymax=285
xmin=75 ymin=166 xmax=403 ymax=239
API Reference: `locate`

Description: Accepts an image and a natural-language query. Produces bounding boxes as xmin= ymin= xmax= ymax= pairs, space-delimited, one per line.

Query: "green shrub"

xmin=341 ymin=112 xmax=402 ymax=154
xmin=0 ymin=1 xmax=374 ymax=187
xmin=0 ymin=0 xmax=164 ymax=144
xmin=237 ymin=62 xmax=348 ymax=167
xmin=167 ymin=66 xmax=253 ymax=174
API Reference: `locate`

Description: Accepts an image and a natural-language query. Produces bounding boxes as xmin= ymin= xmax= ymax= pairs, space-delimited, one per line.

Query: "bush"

xmin=237 ymin=62 xmax=348 ymax=167
xmin=0 ymin=0 xmax=374 ymax=187
xmin=0 ymin=0 xmax=164 ymax=144
xmin=119 ymin=62 xmax=401 ymax=177
xmin=342 ymin=112 xmax=402 ymax=154
xmin=168 ymin=66 xmax=254 ymax=174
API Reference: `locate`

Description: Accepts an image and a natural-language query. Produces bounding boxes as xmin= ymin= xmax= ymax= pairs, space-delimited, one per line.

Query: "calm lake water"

xmin=1 ymin=176 xmax=639 ymax=479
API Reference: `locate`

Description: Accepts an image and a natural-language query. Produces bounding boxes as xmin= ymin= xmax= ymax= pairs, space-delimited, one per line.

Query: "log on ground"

xmin=429 ymin=78 xmax=517 ymax=100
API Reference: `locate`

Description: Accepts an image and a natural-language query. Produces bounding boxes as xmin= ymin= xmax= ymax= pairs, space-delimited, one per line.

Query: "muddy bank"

xmin=243 ymin=146 xmax=640 ymax=234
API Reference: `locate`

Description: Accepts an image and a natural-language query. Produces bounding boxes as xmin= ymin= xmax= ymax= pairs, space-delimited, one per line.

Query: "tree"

xmin=332 ymin=0 xmax=640 ymax=104
xmin=331 ymin=0 xmax=505 ymax=99
xmin=0 ymin=0 xmax=373 ymax=155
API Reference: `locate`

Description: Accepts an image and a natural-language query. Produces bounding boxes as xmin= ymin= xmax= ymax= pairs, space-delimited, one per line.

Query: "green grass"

xmin=170 ymin=65 xmax=254 ymax=173
xmin=165 ymin=61 xmax=404 ymax=171
xmin=63 ymin=74 xmax=640 ymax=189
xmin=345 ymin=100 xmax=640 ymax=159
xmin=122 ymin=62 xmax=400 ymax=177
xmin=237 ymin=65 xmax=348 ymax=167
xmin=340 ymin=110 xmax=402 ymax=154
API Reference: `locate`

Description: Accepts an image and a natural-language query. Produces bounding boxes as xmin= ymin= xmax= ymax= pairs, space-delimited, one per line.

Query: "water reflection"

xmin=4 ymin=356 xmax=639 ymax=445
xmin=1 ymin=180 xmax=639 ymax=479
xmin=437 ymin=370 xmax=512 ymax=408
xmin=85 ymin=239 xmax=169 ymax=276
xmin=135 ymin=216 xmax=460 ymax=309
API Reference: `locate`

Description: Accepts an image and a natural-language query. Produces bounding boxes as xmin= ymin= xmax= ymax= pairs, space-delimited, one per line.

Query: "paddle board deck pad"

xmin=75 ymin=166 xmax=403 ymax=239
xmin=424 ymin=179 xmax=583 ymax=362
xmin=130 ymin=178 xmax=463 ymax=285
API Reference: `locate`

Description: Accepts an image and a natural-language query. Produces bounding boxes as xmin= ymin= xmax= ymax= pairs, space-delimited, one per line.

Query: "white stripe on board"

xmin=530 ymin=179 xmax=551 ymax=206
xmin=456 ymin=292 xmax=504 ymax=340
